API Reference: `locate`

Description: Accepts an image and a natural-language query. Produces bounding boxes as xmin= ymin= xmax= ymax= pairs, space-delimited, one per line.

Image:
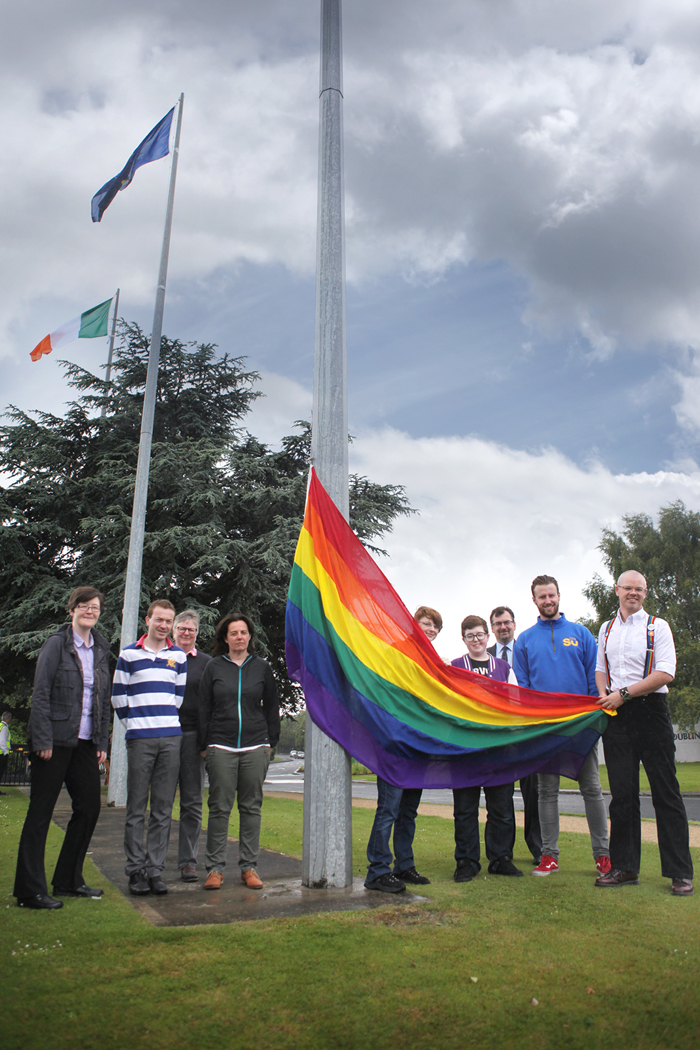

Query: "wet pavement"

xmin=49 ymin=793 xmax=427 ymax=927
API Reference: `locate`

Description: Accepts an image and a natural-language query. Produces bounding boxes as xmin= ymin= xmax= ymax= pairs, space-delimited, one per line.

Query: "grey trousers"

xmin=125 ymin=735 xmax=181 ymax=878
xmin=205 ymin=745 xmax=271 ymax=873
xmin=177 ymin=731 xmax=205 ymax=869
xmin=538 ymin=747 xmax=609 ymax=860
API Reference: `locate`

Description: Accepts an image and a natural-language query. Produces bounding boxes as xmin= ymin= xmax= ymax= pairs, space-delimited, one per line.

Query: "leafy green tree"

xmin=582 ymin=501 xmax=700 ymax=728
xmin=277 ymin=710 xmax=306 ymax=754
xmin=1 ymin=322 xmax=412 ymax=721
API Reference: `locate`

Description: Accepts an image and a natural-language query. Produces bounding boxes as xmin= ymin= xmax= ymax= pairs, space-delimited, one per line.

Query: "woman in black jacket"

xmin=14 ymin=587 xmax=112 ymax=909
xmin=198 ymin=612 xmax=280 ymax=890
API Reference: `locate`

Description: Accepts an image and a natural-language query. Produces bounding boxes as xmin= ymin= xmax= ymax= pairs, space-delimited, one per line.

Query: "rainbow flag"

xmin=285 ymin=469 xmax=610 ymax=789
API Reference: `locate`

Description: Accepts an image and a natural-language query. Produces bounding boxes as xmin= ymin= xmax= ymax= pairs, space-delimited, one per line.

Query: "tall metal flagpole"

xmin=303 ymin=0 xmax=353 ymax=887
xmin=108 ymin=95 xmax=184 ymax=807
xmin=101 ymin=287 xmax=120 ymax=418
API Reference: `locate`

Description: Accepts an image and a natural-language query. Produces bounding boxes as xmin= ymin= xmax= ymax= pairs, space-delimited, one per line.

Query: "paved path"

xmin=44 ymin=789 xmax=426 ymax=927
xmin=266 ymin=758 xmax=700 ymax=821
xmin=265 ymin=791 xmax=700 ymax=848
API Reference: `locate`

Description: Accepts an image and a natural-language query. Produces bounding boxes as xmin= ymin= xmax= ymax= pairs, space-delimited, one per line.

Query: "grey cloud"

xmin=6 ymin=1 xmax=700 ymax=365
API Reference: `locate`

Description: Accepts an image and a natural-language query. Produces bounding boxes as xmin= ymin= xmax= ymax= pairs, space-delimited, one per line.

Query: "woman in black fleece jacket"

xmin=198 ymin=612 xmax=280 ymax=890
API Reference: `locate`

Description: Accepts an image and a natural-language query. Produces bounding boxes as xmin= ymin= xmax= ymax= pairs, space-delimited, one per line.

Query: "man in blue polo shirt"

xmin=513 ymin=575 xmax=610 ymax=878
xmin=111 ymin=599 xmax=186 ymax=896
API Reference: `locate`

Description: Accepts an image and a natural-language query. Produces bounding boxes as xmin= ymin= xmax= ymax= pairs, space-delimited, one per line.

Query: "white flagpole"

xmin=101 ymin=287 xmax=120 ymax=418
xmin=303 ymin=0 xmax=353 ymax=888
xmin=108 ymin=95 xmax=184 ymax=807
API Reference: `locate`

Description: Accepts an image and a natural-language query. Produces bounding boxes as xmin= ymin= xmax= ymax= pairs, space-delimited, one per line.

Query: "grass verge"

xmin=2 ymin=787 xmax=699 ymax=1050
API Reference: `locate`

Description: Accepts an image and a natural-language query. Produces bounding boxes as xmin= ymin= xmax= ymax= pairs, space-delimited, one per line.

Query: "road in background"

xmin=268 ymin=756 xmax=700 ymax=820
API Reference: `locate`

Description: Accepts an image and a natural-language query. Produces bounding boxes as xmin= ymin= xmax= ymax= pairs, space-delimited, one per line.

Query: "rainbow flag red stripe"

xmin=285 ymin=469 xmax=609 ymax=788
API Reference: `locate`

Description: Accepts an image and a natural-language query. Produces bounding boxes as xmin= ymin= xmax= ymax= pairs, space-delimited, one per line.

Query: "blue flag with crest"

xmin=91 ymin=107 xmax=175 ymax=222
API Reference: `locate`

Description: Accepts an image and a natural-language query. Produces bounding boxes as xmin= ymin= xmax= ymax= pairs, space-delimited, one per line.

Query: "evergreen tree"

xmin=1 ymin=322 xmax=412 ymax=720
xmin=582 ymin=501 xmax=700 ymax=729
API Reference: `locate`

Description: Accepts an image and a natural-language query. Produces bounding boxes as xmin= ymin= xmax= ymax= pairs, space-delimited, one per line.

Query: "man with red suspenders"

xmin=595 ymin=570 xmax=693 ymax=895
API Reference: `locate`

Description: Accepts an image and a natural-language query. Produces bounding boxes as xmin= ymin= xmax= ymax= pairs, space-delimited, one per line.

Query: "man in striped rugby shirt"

xmin=111 ymin=600 xmax=186 ymax=896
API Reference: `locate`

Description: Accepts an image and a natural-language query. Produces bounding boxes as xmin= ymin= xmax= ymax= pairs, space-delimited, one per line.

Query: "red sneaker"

xmin=532 ymin=855 xmax=559 ymax=876
xmin=596 ymin=855 xmax=612 ymax=876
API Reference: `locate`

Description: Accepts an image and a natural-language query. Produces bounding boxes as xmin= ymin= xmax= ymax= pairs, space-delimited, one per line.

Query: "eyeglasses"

xmin=492 ymin=619 xmax=514 ymax=627
xmin=76 ymin=603 xmax=101 ymax=614
xmin=464 ymin=632 xmax=488 ymax=642
xmin=176 ymin=627 xmax=197 ymax=634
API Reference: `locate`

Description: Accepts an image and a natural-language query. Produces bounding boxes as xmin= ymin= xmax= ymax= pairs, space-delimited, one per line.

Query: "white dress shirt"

xmin=490 ymin=640 xmax=515 ymax=665
xmin=73 ymin=629 xmax=95 ymax=739
xmin=595 ymin=608 xmax=675 ymax=693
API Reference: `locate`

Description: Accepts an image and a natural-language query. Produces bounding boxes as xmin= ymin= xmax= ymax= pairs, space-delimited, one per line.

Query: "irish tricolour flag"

xmin=30 ymin=296 xmax=115 ymax=362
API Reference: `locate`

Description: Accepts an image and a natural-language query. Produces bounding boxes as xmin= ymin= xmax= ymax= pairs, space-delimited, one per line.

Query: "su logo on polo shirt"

xmin=167 ymin=658 xmax=177 ymax=668
xmin=562 ymin=638 xmax=579 ymax=646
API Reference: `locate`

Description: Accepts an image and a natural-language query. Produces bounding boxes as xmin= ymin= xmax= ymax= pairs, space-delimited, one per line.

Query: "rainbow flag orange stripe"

xmin=285 ymin=469 xmax=609 ymax=788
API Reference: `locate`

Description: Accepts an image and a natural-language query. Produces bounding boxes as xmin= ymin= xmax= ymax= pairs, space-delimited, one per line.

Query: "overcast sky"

xmin=4 ymin=0 xmax=700 ymax=650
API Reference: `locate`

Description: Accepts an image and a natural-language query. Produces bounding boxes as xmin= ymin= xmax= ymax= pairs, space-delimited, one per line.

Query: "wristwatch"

xmin=619 ymin=687 xmax=631 ymax=702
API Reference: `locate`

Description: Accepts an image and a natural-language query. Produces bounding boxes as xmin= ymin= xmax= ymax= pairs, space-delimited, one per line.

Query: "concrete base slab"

xmin=49 ymin=793 xmax=428 ymax=927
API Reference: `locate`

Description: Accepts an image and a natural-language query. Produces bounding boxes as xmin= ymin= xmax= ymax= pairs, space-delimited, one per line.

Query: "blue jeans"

xmin=365 ymin=778 xmax=423 ymax=882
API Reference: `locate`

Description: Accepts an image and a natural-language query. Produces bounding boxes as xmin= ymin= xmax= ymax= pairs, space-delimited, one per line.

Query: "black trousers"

xmin=603 ymin=694 xmax=693 ymax=879
xmin=453 ymin=782 xmax=515 ymax=871
xmin=519 ymin=773 xmax=542 ymax=861
xmin=14 ymin=740 xmax=102 ymax=899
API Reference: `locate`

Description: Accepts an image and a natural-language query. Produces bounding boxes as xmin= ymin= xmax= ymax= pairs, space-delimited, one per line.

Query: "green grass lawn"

xmin=2 ymin=787 xmax=699 ymax=1050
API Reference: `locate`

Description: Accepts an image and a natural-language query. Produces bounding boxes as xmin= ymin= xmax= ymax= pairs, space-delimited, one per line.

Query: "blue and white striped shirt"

xmin=111 ymin=635 xmax=186 ymax=740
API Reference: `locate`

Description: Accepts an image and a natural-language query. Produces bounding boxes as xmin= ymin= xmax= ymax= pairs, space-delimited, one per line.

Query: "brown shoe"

xmin=181 ymin=864 xmax=199 ymax=883
xmin=671 ymin=878 xmax=694 ymax=896
xmin=595 ymin=869 xmax=639 ymax=887
xmin=204 ymin=870 xmax=224 ymax=890
xmin=241 ymin=868 xmax=263 ymax=889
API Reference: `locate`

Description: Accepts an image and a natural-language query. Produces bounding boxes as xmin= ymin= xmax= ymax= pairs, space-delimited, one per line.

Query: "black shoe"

xmin=394 ymin=866 xmax=431 ymax=885
xmin=128 ymin=871 xmax=150 ymax=896
xmin=180 ymin=864 xmax=199 ymax=882
xmin=17 ymin=894 xmax=63 ymax=910
xmin=54 ymin=884 xmax=104 ymax=898
xmin=594 ymin=869 xmax=639 ymax=888
xmin=365 ymin=872 xmax=406 ymax=893
xmin=488 ymin=858 xmax=524 ymax=877
xmin=149 ymin=876 xmax=168 ymax=895
xmin=454 ymin=860 xmax=479 ymax=883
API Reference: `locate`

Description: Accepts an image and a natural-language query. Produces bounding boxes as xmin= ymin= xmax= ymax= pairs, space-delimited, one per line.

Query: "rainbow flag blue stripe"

xmin=285 ymin=470 xmax=609 ymax=788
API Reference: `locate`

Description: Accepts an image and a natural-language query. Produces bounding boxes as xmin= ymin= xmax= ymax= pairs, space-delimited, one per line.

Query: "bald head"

xmin=615 ymin=570 xmax=647 ymax=619
xmin=617 ymin=570 xmax=646 ymax=589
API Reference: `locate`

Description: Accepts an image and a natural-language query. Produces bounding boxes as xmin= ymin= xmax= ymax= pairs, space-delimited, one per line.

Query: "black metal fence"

xmin=0 ymin=750 xmax=30 ymax=786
